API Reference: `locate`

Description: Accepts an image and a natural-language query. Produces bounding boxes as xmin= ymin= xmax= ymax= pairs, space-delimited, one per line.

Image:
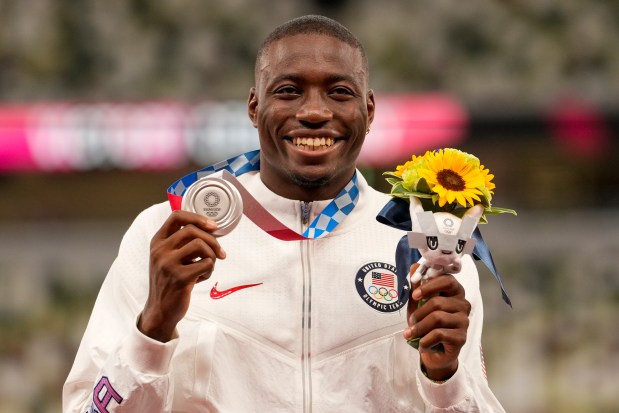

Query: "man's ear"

xmin=248 ymin=87 xmax=258 ymax=128
xmin=367 ymin=89 xmax=375 ymax=126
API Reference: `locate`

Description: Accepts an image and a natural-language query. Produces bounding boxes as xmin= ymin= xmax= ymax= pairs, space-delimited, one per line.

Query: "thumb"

xmin=408 ymin=262 xmax=423 ymax=300
xmin=406 ymin=263 xmax=422 ymax=315
xmin=404 ymin=262 xmax=422 ymax=342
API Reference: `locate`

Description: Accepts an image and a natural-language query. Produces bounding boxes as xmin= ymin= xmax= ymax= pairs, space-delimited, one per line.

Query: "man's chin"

xmin=289 ymin=172 xmax=332 ymax=189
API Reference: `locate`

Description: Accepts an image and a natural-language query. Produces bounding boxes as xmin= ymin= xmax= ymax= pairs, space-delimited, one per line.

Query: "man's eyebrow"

xmin=270 ymin=73 xmax=360 ymax=85
xmin=270 ymin=74 xmax=303 ymax=84
xmin=324 ymin=73 xmax=358 ymax=84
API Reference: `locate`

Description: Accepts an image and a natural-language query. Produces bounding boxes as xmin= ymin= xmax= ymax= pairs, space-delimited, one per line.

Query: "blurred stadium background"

xmin=1 ymin=1 xmax=618 ymax=412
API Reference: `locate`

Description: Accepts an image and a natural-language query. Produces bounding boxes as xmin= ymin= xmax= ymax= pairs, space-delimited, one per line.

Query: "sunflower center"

xmin=437 ymin=169 xmax=465 ymax=191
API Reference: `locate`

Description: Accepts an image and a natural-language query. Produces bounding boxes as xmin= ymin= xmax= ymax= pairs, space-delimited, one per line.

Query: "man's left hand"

xmin=403 ymin=263 xmax=471 ymax=381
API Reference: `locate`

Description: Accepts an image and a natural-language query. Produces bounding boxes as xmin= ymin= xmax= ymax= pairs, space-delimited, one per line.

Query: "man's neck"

xmin=260 ymin=169 xmax=355 ymax=202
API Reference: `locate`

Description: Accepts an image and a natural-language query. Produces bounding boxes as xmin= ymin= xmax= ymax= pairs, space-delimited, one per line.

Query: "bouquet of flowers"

xmin=384 ymin=148 xmax=516 ymax=223
xmin=383 ymin=148 xmax=516 ymax=351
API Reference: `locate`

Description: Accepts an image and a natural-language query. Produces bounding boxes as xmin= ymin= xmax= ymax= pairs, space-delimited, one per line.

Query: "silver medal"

xmin=181 ymin=176 xmax=243 ymax=237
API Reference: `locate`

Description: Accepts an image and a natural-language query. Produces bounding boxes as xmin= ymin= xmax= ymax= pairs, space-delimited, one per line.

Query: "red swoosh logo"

xmin=210 ymin=282 xmax=263 ymax=299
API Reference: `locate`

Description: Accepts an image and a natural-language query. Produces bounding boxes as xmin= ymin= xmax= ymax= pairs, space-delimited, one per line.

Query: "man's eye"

xmin=274 ymin=86 xmax=299 ymax=95
xmin=330 ymin=87 xmax=353 ymax=96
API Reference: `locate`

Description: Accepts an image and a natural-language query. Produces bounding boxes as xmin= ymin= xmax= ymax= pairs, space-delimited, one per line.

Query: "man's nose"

xmin=296 ymin=94 xmax=333 ymax=124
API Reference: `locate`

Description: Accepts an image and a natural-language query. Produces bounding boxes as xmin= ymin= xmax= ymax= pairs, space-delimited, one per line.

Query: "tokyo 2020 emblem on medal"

xmin=355 ymin=262 xmax=409 ymax=313
xmin=182 ymin=176 xmax=243 ymax=237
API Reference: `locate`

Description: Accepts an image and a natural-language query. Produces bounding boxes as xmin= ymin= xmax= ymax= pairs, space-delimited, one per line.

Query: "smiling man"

xmin=64 ymin=15 xmax=505 ymax=412
xmin=249 ymin=30 xmax=373 ymax=201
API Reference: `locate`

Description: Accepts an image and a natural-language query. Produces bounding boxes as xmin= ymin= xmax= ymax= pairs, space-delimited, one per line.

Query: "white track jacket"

xmin=63 ymin=170 xmax=505 ymax=412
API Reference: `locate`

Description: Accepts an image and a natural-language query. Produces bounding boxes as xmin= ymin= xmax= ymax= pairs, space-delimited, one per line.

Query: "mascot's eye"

xmin=456 ymin=239 xmax=466 ymax=254
xmin=426 ymin=236 xmax=438 ymax=250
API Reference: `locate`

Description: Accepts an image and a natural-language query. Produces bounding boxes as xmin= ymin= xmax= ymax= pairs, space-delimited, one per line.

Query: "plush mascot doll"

xmin=406 ymin=196 xmax=484 ymax=351
xmin=408 ymin=196 xmax=484 ymax=284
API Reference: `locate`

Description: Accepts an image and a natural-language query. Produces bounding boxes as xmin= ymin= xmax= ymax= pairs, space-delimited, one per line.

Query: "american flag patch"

xmin=371 ymin=272 xmax=394 ymax=288
xmin=355 ymin=262 xmax=408 ymax=313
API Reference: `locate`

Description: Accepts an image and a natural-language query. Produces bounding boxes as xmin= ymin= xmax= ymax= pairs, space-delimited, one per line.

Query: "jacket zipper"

xmin=301 ymin=201 xmax=311 ymax=225
xmin=300 ymin=201 xmax=312 ymax=413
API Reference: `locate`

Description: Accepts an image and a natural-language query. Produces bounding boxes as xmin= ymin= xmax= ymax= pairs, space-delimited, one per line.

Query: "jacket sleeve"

xmin=62 ymin=205 xmax=179 ymax=413
xmin=399 ymin=255 xmax=506 ymax=412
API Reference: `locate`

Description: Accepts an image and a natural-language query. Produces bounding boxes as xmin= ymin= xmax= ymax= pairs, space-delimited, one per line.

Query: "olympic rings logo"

xmin=367 ymin=285 xmax=398 ymax=302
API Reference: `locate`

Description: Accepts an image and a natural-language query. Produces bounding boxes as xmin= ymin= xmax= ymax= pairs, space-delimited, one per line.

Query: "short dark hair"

xmin=255 ymin=15 xmax=368 ymax=79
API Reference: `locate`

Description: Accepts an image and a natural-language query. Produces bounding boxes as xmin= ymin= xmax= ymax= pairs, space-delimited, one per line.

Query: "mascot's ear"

xmin=458 ymin=204 xmax=484 ymax=240
xmin=464 ymin=204 xmax=484 ymax=223
xmin=409 ymin=196 xmax=424 ymax=231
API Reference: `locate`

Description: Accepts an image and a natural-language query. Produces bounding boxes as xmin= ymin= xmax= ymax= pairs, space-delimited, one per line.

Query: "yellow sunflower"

xmin=419 ymin=148 xmax=485 ymax=207
xmin=394 ymin=161 xmax=410 ymax=177
xmin=480 ymin=164 xmax=495 ymax=194
xmin=394 ymin=154 xmax=427 ymax=191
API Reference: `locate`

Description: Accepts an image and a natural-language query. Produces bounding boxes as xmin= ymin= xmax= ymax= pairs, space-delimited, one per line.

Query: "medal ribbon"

xmin=167 ymin=150 xmax=359 ymax=240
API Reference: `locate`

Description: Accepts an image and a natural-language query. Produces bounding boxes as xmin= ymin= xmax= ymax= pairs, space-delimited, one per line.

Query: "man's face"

xmin=248 ymin=33 xmax=375 ymax=200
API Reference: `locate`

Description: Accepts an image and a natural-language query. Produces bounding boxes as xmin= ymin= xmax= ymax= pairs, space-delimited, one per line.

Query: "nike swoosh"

xmin=210 ymin=282 xmax=263 ymax=299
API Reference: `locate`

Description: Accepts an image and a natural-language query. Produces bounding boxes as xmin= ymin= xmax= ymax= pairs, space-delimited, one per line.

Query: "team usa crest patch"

xmin=355 ymin=262 xmax=409 ymax=312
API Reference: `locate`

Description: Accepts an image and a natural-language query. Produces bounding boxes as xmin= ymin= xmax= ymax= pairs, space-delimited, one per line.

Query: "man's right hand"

xmin=138 ymin=210 xmax=226 ymax=342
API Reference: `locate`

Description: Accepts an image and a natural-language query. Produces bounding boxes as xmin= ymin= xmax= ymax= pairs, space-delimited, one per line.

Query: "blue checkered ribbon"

xmin=302 ymin=174 xmax=358 ymax=238
xmin=168 ymin=150 xmax=261 ymax=198
xmin=167 ymin=150 xmax=359 ymax=239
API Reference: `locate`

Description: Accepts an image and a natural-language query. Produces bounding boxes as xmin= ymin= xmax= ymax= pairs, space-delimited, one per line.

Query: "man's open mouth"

xmin=292 ymin=137 xmax=335 ymax=151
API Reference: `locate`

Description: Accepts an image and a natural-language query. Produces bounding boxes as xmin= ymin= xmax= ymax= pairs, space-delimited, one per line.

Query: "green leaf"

xmin=383 ymin=171 xmax=400 ymax=178
xmin=385 ymin=177 xmax=401 ymax=186
xmin=478 ymin=189 xmax=491 ymax=208
xmin=407 ymin=191 xmax=433 ymax=198
xmin=484 ymin=207 xmax=517 ymax=216
xmin=416 ymin=177 xmax=432 ymax=194
xmin=390 ymin=192 xmax=411 ymax=200
xmin=390 ymin=183 xmax=407 ymax=194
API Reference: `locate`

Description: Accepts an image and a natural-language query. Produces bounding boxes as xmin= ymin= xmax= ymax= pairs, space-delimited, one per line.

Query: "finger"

xmin=408 ymin=273 xmax=462 ymax=322
xmin=408 ymin=312 xmax=468 ymax=351
xmin=192 ymin=258 xmax=218 ymax=282
xmin=410 ymin=308 xmax=469 ymax=340
xmin=176 ymin=239 xmax=220 ymax=282
xmin=152 ymin=238 xmax=218 ymax=285
xmin=411 ymin=294 xmax=471 ymax=325
xmin=163 ymin=240 xmax=216 ymax=285
xmin=414 ymin=274 xmax=465 ymax=302
xmin=402 ymin=327 xmax=414 ymax=341
xmin=149 ymin=234 xmax=224 ymax=282
xmin=166 ymin=224 xmax=226 ymax=259
xmin=407 ymin=295 xmax=469 ymax=339
xmin=418 ymin=325 xmax=467 ymax=353
xmin=406 ymin=263 xmax=423 ymax=315
xmin=177 ymin=237 xmax=218 ymax=266
xmin=154 ymin=210 xmax=219 ymax=241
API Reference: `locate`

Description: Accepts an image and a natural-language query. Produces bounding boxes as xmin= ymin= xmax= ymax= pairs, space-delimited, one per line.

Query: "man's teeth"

xmin=292 ymin=137 xmax=335 ymax=151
